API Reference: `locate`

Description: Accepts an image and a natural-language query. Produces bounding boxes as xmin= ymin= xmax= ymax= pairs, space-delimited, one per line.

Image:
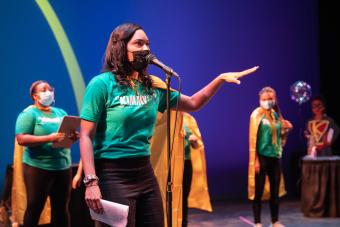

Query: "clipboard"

xmin=52 ymin=115 xmax=81 ymax=148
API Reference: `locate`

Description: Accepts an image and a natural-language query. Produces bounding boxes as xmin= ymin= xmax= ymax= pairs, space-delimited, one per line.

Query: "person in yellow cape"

xmin=248 ymin=87 xmax=293 ymax=227
xmin=79 ymin=22 xmax=259 ymax=227
xmin=13 ymin=81 xmax=79 ymax=227
xmin=181 ymin=112 xmax=212 ymax=227
xmin=11 ymin=139 xmax=51 ymax=227
xmin=12 ymin=143 xmax=83 ymax=227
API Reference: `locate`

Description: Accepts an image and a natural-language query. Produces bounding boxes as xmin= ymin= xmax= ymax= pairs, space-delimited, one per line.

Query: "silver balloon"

xmin=290 ymin=81 xmax=312 ymax=105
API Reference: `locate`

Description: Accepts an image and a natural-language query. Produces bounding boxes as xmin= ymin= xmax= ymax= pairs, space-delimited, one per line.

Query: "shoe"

xmin=254 ymin=224 xmax=262 ymax=227
xmin=269 ymin=221 xmax=285 ymax=227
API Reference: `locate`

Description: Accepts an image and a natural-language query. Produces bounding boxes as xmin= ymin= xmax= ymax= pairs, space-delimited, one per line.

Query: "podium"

xmin=301 ymin=156 xmax=340 ymax=217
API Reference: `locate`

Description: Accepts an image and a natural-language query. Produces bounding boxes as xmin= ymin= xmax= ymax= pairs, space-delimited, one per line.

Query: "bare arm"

xmin=72 ymin=159 xmax=83 ymax=189
xmin=80 ymin=120 xmax=97 ymax=177
xmin=177 ymin=66 xmax=259 ymax=112
xmin=16 ymin=133 xmax=65 ymax=147
xmin=80 ymin=119 xmax=103 ymax=213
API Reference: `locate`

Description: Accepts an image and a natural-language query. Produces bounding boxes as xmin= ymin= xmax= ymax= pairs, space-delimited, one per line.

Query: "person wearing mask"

xmin=248 ymin=87 xmax=293 ymax=227
xmin=80 ymin=22 xmax=259 ymax=227
xmin=15 ymin=80 xmax=78 ymax=227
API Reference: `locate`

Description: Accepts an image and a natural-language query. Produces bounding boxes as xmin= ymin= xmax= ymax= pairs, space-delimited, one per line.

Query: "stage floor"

xmin=1 ymin=199 xmax=339 ymax=227
xmin=188 ymin=198 xmax=340 ymax=227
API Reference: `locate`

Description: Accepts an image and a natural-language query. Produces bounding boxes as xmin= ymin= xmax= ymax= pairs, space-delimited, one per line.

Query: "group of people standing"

xmin=13 ymin=22 xmax=338 ymax=227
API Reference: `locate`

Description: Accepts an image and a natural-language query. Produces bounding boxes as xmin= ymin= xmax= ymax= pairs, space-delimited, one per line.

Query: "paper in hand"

xmin=89 ymin=199 xmax=129 ymax=227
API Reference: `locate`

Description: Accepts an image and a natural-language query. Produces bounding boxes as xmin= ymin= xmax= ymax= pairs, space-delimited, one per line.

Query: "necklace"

xmin=130 ymin=79 xmax=140 ymax=96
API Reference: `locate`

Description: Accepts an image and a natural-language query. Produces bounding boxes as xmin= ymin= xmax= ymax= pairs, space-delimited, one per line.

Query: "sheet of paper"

xmin=89 ymin=199 xmax=129 ymax=227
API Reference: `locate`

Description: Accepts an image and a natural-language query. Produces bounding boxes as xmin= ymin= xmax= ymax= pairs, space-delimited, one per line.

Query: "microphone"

xmin=146 ymin=54 xmax=179 ymax=78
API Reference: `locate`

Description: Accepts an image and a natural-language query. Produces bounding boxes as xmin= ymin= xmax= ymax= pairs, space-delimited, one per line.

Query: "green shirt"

xmin=256 ymin=112 xmax=282 ymax=158
xmin=15 ymin=106 xmax=71 ymax=170
xmin=183 ymin=123 xmax=192 ymax=160
xmin=80 ymin=72 xmax=180 ymax=159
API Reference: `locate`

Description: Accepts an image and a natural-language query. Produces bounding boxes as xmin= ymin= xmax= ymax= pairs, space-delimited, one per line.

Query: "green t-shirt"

xmin=80 ymin=72 xmax=180 ymax=159
xmin=256 ymin=112 xmax=282 ymax=158
xmin=15 ymin=106 xmax=71 ymax=170
xmin=183 ymin=123 xmax=192 ymax=160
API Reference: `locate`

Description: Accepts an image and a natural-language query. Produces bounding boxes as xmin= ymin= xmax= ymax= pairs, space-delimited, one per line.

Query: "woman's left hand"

xmin=218 ymin=66 xmax=259 ymax=84
xmin=189 ymin=134 xmax=199 ymax=149
xmin=282 ymin=120 xmax=293 ymax=132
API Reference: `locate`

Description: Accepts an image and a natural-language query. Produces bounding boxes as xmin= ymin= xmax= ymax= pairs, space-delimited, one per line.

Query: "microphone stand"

xmin=165 ymin=73 xmax=172 ymax=227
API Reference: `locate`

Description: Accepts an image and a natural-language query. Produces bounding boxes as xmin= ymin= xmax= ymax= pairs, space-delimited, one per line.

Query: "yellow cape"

xmin=183 ymin=113 xmax=213 ymax=212
xmin=11 ymin=138 xmax=51 ymax=225
xmin=150 ymin=75 xmax=184 ymax=227
xmin=248 ymin=107 xmax=286 ymax=200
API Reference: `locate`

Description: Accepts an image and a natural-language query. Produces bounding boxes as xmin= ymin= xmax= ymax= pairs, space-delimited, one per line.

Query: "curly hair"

xmin=102 ymin=23 xmax=153 ymax=90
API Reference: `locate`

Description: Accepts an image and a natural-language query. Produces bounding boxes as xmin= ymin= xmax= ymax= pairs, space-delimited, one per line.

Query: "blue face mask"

xmin=260 ymin=100 xmax=275 ymax=110
xmin=38 ymin=90 xmax=55 ymax=107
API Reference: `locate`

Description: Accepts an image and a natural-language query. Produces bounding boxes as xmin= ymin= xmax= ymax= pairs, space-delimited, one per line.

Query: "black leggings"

xmin=253 ymin=155 xmax=281 ymax=224
xmin=95 ymin=157 xmax=164 ymax=227
xmin=182 ymin=160 xmax=193 ymax=227
xmin=23 ymin=163 xmax=72 ymax=227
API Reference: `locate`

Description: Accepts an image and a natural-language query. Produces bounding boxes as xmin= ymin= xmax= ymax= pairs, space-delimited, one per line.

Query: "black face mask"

xmin=130 ymin=50 xmax=150 ymax=72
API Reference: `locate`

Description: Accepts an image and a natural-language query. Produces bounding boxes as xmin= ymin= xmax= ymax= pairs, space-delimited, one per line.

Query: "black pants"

xmin=23 ymin=163 xmax=72 ymax=227
xmin=253 ymin=155 xmax=281 ymax=224
xmin=182 ymin=160 xmax=193 ymax=227
xmin=95 ymin=157 xmax=164 ymax=227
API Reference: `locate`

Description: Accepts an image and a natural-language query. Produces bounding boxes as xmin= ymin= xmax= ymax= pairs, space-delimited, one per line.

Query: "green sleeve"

xmin=54 ymin=107 xmax=68 ymax=116
xmin=60 ymin=108 xmax=68 ymax=116
xmin=157 ymin=89 xmax=180 ymax=113
xmin=15 ymin=111 xmax=35 ymax=135
xmin=80 ymin=77 xmax=107 ymax=123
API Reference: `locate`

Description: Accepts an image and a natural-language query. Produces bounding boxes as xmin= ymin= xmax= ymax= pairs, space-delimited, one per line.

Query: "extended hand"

xmin=219 ymin=66 xmax=259 ymax=84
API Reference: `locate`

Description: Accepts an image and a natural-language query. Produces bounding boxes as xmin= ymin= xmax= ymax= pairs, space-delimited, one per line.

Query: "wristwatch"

xmin=83 ymin=174 xmax=99 ymax=185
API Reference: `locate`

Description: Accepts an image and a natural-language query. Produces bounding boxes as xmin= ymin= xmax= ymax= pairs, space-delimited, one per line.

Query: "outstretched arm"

xmin=177 ymin=66 xmax=259 ymax=112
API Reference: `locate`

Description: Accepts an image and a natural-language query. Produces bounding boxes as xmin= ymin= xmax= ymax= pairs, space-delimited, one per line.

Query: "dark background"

xmin=319 ymin=1 xmax=340 ymax=155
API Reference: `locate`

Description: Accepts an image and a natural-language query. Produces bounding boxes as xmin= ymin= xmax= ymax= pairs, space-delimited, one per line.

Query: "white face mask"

xmin=38 ymin=90 xmax=55 ymax=107
xmin=260 ymin=100 xmax=275 ymax=110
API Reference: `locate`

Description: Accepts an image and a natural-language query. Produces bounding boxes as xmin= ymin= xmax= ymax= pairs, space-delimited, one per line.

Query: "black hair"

xmin=102 ymin=23 xmax=153 ymax=90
